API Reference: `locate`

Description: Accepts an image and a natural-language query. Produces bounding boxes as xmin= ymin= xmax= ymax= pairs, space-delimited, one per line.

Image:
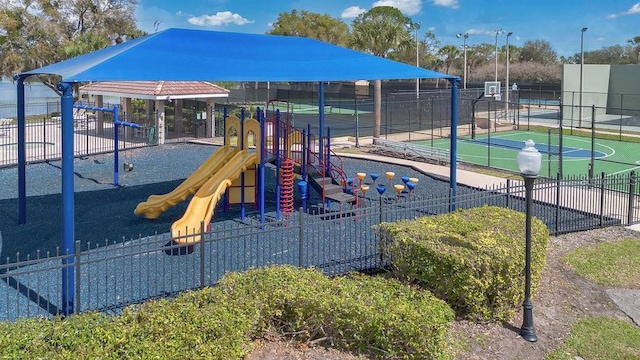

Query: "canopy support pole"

xmin=318 ymin=82 xmax=325 ymax=169
xmin=14 ymin=75 xmax=27 ymax=224
xmin=449 ymin=78 xmax=460 ymax=210
xmin=58 ymin=82 xmax=75 ymax=316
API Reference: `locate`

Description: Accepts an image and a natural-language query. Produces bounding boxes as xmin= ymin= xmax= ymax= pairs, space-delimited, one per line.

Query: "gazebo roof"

xmin=80 ymin=81 xmax=229 ymax=100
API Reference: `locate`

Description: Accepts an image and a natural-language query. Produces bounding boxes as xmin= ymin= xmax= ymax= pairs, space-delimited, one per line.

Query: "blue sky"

xmin=135 ymin=0 xmax=640 ymax=58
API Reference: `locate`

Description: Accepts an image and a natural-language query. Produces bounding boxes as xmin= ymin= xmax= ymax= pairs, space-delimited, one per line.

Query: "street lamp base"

xmin=520 ymin=303 xmax=538 ymax=342
xmin=520 ymin=326 xmax=538 ymax=342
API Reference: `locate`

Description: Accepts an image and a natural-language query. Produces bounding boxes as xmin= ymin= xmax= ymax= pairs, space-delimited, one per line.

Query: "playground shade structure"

xmin=134 ymin=145 xmax=237 ymax=219
xmin=171 ymin=150 xmax=259 ymax=244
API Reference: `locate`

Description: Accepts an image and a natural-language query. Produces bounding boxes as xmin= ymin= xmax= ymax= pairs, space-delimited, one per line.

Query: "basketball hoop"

xmin=484 ymin=81 xmax=501 ymax=98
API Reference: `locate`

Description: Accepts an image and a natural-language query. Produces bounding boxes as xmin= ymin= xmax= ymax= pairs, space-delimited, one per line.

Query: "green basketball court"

xmin=413 ymin=130 xmax=640 ymax=178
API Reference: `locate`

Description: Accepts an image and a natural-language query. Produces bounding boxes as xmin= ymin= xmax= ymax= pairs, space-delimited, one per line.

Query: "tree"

xmin=438 ymin=45 xmax=460 ymax=74
xmin=518 ymin=40 xmax=557 ymax=65
xmin=628 ymin=36 xmax=640 ymax=64
xmin=350 ymin=6 xmax=412 ymax=138
xmin=580 ymin=45 xmax=636 ymax=64
xmin=0 ymin=0 xmax=143 ymax=90
xmin=268 ymin=10 xmax=350 ymax=46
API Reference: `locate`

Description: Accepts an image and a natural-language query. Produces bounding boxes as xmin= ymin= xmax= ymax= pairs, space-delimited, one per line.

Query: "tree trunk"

xmin=374 ymin=79 xmax=381 ymax=138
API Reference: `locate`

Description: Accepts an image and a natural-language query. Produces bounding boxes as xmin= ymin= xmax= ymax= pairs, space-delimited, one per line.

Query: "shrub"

xmin=0 ymin=266 xmax=454 ymax=359
xmin=215 ymin=265 xmax=455 ymax=359
xmin=379 ymin=206 xmax=549 ymax=322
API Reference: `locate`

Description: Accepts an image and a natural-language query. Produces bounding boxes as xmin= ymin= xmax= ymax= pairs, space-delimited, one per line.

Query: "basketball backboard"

xmin=484 ymin=81 xmax=501 ymax=97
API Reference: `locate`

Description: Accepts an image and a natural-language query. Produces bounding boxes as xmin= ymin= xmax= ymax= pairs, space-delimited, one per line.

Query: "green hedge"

xmin=0 ymin=266 xmax=455 ymax=359
xmin=379 ymin=206 xmax=549 ymax=322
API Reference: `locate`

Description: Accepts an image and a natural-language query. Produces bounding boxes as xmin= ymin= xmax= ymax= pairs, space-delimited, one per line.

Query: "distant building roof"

xmin=80 ymin=81 xmax=229 ymax=101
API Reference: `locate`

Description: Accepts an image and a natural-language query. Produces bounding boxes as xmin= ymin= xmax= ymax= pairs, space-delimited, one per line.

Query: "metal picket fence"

xmin=2 ymin=171 xmax=638 ymax=322
xmin=0 ymin=108 xmax=150 ymax=168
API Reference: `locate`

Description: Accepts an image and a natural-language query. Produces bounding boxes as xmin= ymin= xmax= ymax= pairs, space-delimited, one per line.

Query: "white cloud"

xmin=341 ymin=6 xmax=366 ymax=18
xmin=371 ymin=0 xmax=422 ymax=16
xmin=466 ymin=28 xmax=492 ymax=35
xmin=606 ymin=2 xmax=640 ymax=19
xmin=432 ymin=0 xmax=459 ymax=8
xmin=187 ymin=11 xmax=254 ymax=27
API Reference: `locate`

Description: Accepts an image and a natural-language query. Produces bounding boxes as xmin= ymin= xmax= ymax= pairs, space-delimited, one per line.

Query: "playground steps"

xmin=308 ymin=172 xmax=356 ymax=204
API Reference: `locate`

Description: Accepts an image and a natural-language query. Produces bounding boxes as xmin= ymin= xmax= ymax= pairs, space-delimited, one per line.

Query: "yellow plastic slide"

xmin=171 ymin=150 xmax=259 ymax=244
xmin=134 ymin=145 xmax=237 ymax=219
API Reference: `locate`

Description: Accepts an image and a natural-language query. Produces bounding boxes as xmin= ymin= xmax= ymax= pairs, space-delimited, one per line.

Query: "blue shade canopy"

xmin=19 ymin=28 xmax=456 ymax=83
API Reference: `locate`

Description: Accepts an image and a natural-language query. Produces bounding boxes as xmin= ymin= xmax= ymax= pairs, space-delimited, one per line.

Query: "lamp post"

xmin=516 ymin=139 xmax=542 ymax=343
xmin=414 ymin=22 xmax=421 ymax=100
xmin=505 ymin=32 xmax=513 ymax=119
xmin=494 ymin=29 xmax=503 ymax=82
xmin=456 ymin=33 xmax=469 ymax=89
xmin=406 ymin=22 xmax=421 ymax=100
xmin=579 ymin=27 xmax=588 ymax=128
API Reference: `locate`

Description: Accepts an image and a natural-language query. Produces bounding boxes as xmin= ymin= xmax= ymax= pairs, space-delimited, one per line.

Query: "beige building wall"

xmin=562 ymin=64 xmax=640 ymax=123
xmin=607 ymin=65 xmax=640 ymax=112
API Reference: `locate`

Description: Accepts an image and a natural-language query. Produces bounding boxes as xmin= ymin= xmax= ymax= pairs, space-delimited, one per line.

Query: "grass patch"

xmin=563 ymin=238 xmax=640 ymax=288
xmin=546 ymin=316 xmax=640 ymax=360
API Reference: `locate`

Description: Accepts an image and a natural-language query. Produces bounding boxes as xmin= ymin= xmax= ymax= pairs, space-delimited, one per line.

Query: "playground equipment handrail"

xmin=306 ymin=138 xmax=348 ymax=206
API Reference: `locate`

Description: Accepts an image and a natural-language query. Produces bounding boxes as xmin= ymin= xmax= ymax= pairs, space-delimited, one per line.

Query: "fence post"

xmin=628 ymin=171 xmax=636 ymax=225
xmin=555 ymin=174 xmax=561 ymax=234
xmin=505 ymin=179 xmax=510 ymax=208
xmin=379 ymin=196 xmax=383 ymax=224
xmin=298 ymin=207 xmax=304 ymax=268
xmin=200 ymin=221 xmax=205 ymax=288
xmin=590 ymin=105 xmax=596 ymax=173
xmin=85 ymin=115 xmax=89 ymax=156
xmin=74 ymin=240 xmax=81 ymax=314
xmin=599 ymin=172 xmax=605 ymax=227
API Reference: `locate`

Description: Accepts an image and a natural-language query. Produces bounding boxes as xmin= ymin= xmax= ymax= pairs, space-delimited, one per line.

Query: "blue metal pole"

xmin=58 ymin=82 xmax=75 ymax=315
xmin=307 ymin=123 xmax=312 ymax=201
xmin=318 ymin=82 xmax=325 ymax=170
xmin=240 ymin=108 xmax=245 ymax=220
xmin=449 ymin=78 xmax=460 ymax=210
xmin=15 ymin=75 xmax=27 ymax=224
xmin=301 ymin=129 xmax=307 ymax=181
xmin=275 ymin=110 xmax=281 ymax=220
xmin=326 ymin=127 xmax=331 ymax=175
xmin=223 ymin=107 xmax=228 ymax=146
xmin=259 ymin=108 xmax=265 ymax=228
xmin=113 ymin=105 xmax=120 ymax=186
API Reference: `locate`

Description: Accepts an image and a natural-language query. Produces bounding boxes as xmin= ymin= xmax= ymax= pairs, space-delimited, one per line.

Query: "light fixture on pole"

xmin=579 ymin=27 xmax=588 ymax=128
xmin=494 ymin=29 xmax=503 ymax=82
xmin=456 ymin=33 xmax=469 ymax=89
xmin=505 ymin=31 xmax=513 ymax=120
xmin=516 ymin=139 xmax=542 ymax=343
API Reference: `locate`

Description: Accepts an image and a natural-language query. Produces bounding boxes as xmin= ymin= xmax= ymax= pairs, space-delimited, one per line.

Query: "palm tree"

xmin=351 ymin=7 xmax=412 ymax=138
xmin=439 ymin=45 xmax=460 ymax=74
xmin=628 ymin=36 xmax=640 ymax=64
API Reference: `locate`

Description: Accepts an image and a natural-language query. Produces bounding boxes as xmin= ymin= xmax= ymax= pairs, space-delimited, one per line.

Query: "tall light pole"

xmin=505 ymin=32 xmax=513 ymax=119
xmin=579 ymin=27 xmax=588 ymax=128
xmin=494 ymin=29 xmax=503 ymax=82
xmin=517 ymin=139 xmax=542 ymax=343
xmin=414 ymin=22 xmax=421 ymax=100
xmin=457 ymin=33 xmax=469 ymax=89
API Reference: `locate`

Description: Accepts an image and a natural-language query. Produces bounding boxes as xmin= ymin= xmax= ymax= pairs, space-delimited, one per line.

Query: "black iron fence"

xmin=0 ymin=101 xmax=179 ymax=167
xmin=2 ymin=172 xmax=638 ymax=322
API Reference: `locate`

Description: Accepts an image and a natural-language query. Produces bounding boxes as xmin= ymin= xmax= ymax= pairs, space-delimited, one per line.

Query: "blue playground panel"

xmin=463 ymin=137 xmax=607 ymax=158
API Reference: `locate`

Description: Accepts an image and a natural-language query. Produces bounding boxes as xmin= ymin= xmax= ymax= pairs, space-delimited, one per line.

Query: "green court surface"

xmin=414 ymin=130 xmax=640 ymax=178
xmin=267 ymin=102 xmax=368 ymax=115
